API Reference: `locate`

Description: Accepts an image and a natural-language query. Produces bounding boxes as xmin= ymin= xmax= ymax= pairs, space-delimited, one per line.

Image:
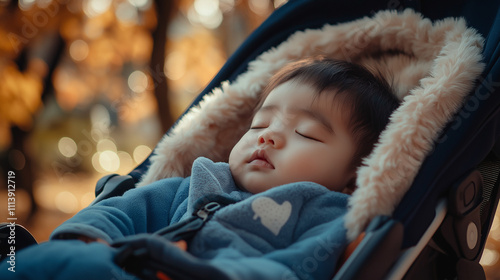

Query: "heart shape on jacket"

xmin=252 ymin=197 xmax=292 ymax=236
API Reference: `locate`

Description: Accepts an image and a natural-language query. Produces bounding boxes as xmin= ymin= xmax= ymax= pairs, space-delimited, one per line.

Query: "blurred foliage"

xmin=0 ymin=0 xmax=276 ymax=239
xmin=0 ymin=62 xmax=43 ymax=148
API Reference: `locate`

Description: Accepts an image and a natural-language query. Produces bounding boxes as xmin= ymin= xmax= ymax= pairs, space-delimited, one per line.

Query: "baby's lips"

xmin=248 ymin=149 xmax=275 ymax=169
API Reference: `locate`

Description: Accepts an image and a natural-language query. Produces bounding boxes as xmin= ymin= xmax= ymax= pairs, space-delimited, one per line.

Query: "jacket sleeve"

xmin=0 ymin=240 xmax=134 ymax=280
xmin=50 ymin=176 xmax=190 ymax=244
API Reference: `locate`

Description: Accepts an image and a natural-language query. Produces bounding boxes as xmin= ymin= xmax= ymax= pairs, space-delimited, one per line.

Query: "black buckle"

xmin=91 ymin=174 xmax=135 ymax=206
xmin=155 ymin=202 xmax=221 ymax=242
xmin=114 ymin=244 xmax=159 ymax=280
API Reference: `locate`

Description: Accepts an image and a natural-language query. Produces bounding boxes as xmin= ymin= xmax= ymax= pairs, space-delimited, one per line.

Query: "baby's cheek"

xmin=229 ymin=162 xmax=242 ymax=182
xmin=285 ymin=161 xmax=318 ymax=181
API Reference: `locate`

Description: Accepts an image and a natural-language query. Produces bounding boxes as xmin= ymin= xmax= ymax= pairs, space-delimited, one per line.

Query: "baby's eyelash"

xmin=295 ymin=130 xmax=321 ymax=142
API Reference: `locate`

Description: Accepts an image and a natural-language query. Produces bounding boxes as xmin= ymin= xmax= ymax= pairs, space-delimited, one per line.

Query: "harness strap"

xmin=113 ymin=195 xmax=237 ymax=280
xmin=155 ymin=201 xmax=222 ymax=241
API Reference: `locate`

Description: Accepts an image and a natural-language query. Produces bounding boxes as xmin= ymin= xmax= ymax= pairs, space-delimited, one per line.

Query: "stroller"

xmin=2 ymin=0 xmax=500 ymax=279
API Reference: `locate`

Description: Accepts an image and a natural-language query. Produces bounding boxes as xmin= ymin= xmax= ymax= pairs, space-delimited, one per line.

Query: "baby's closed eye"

xmin=295 ymin=130 xmax=322 ymax=142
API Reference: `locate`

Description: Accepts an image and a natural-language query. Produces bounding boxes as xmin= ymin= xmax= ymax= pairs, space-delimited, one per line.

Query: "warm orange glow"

xmin=0 ymin=63 xmax=43 ymax=133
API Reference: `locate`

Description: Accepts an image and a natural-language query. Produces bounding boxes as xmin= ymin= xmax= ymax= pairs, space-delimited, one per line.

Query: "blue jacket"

xmin=0 ymin=157 xmax=349 ymax=280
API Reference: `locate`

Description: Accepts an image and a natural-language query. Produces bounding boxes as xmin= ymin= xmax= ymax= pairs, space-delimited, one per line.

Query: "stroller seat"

xmin=138 ymin=8 xmax=485 ymax=242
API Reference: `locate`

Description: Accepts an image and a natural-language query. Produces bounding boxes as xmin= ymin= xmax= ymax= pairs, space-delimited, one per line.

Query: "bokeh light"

xmin=99 ymin=150 xmax=121 ymax=172
xmin=18 ymin=0 xmax=35 ymax=10
xmin=117 ymin=151 xmax=134 ymax=172
xmin=116 ymin=1 xmax=139 ymax=23
xmin=97 ymin=138 xmax=117 ymax=152
xmin=188 ymin=0 xmax=223 ymax=29
xmin=128 ymin=0 xmax=151 ymax=10
xmin=133 ymin=145 xmax=151 ymax=163
xmin=194 ymin=0 xmax=219 ymax=17
xmin=55 ymin=191 xmax=78 ymax=213
xmin=90 ymin=104 xmax=111 ymax=137
xmin=92 ymin=152 xmax=105 ymax=173
xmin=83 ymin=0 xmax=112 ymax=17
xmin=58 ymin=137 xmax=78 ymax=158
xmin=128 ymin=70 xmax=149 ymax=93
xmin=69 ymin=40 xmax=90 ymax=62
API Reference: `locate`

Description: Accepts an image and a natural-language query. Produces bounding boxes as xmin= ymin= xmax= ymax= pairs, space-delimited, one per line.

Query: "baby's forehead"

xmin=261 ymin=87 xmax=349 ymax=115
xmin=259 ymin=79 xmax=354 ymax=115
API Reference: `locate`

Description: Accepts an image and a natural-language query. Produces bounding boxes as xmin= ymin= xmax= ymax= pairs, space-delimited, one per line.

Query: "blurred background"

xmin=0 ymin=0 xmax=499 ymax=279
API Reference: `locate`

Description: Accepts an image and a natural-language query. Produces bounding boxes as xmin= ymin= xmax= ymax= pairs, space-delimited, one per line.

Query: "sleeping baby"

xmin=1 ymin=57 xmax=399 ymax=280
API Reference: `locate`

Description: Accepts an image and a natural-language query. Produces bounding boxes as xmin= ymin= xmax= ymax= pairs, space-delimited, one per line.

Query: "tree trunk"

xmin=151 ymin=0 xmax=176 ymax=133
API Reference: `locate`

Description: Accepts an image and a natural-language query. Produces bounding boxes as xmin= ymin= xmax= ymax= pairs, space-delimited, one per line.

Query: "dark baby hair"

xmin=258 ymin=57 xmax=400 ymax=174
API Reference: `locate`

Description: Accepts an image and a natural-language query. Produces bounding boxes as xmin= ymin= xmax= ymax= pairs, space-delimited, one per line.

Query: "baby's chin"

xmin=229 ymin=165 xmax=277 ymax=194
xmin=238 ymin=180 xmax=276 ymax=194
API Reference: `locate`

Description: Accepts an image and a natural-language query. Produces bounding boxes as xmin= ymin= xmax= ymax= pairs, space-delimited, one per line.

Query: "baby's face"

xmin=229 ymin=80 xmax=356 ymax=194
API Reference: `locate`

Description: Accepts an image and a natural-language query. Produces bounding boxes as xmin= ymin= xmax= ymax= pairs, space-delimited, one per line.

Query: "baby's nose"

xmin=258 ymin=130 xmax=283 ymax=148
xmin=258 ymin=135 xmax=274 ymax=145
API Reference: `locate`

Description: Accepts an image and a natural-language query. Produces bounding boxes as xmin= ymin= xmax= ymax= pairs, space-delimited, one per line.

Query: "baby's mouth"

xmin=248 ymin=150 xmax=275 ymax=169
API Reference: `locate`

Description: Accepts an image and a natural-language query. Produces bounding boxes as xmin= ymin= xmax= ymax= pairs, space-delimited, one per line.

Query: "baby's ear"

xmin=342 ymin=177 xmax=357 ymax=195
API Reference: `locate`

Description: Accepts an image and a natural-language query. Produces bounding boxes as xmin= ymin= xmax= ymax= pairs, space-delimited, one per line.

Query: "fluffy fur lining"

xmin=138 ymin=9 xmax=485 ymax=241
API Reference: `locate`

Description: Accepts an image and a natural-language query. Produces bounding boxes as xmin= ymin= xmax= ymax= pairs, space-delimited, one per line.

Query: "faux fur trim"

xmin=138 ymin=9 xmax=485 ymax=241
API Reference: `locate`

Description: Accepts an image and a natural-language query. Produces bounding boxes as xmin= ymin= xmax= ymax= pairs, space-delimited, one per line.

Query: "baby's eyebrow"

xmin=258 ymin=105 xmax=276 ymax=113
